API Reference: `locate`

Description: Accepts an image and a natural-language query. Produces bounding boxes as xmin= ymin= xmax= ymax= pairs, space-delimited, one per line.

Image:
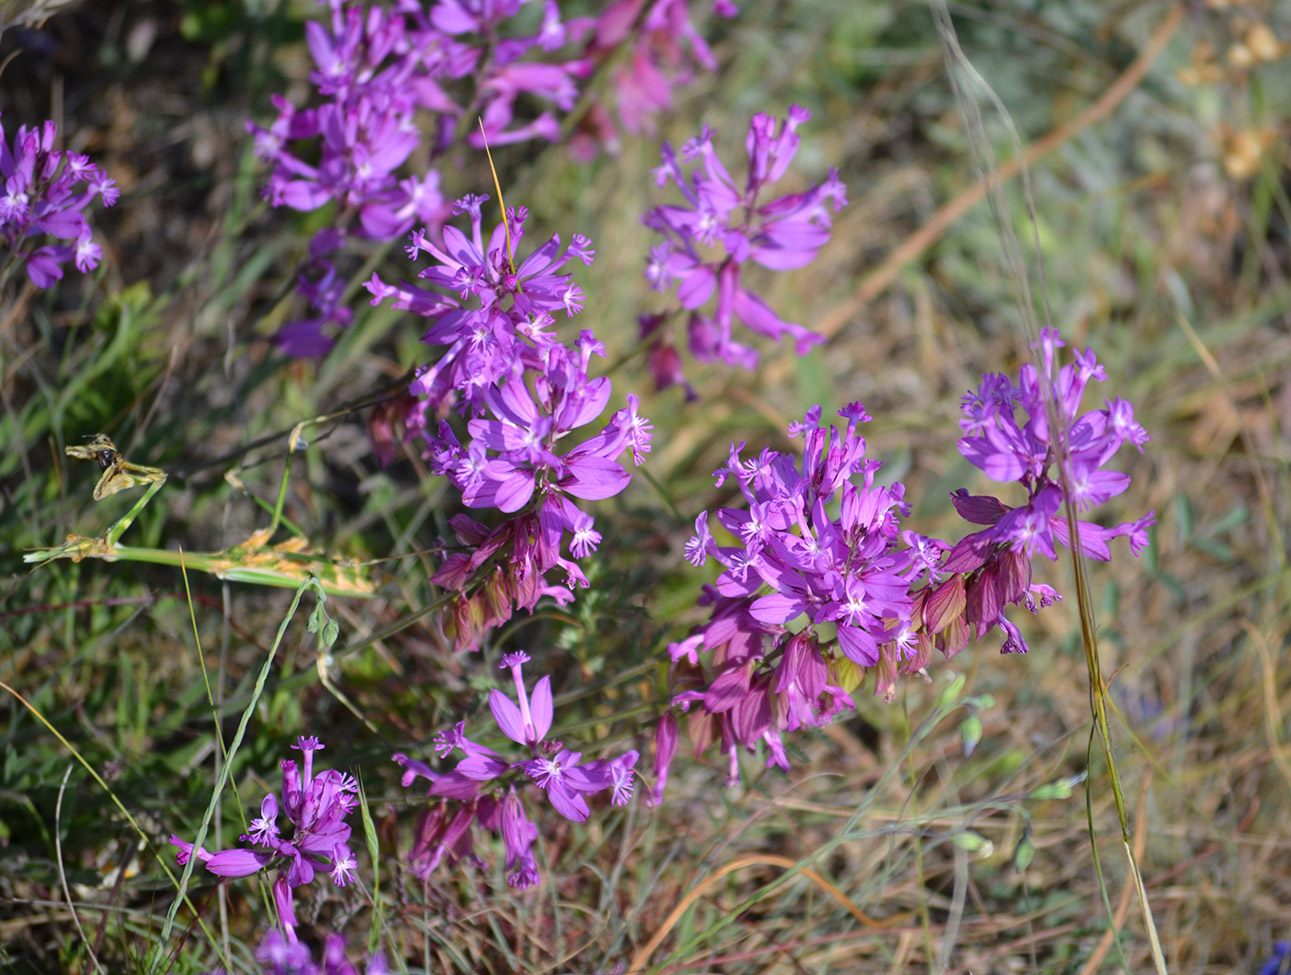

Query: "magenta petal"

xmin=205 ymin=848 xmax=273 ymax=878
xmin=704 ymin=665 xmax=751 ymax=713
xmin=676 ymin=265 xmax=716 ymax=309
xmin=529 ymin=676 xmax=553 ymax=741
xmin=429 ymin=770 xmax=486 ymax=800
xmin=272 ymin=875 xmax=297 ymax=931
xmin=454 ymin=752 xmax=510 ymax=781
xmin=493 ymin=469 xmax=537 ymax=513
xmin=392 ymin=753 xmax=438 ymax=788
xmin=489 ymin=689 xmax=526 ymax=744
xmin=835 ymin=624 xmax=879 ymax=667
xmin=278 ymin=180 xmax=331 ymax=212
xmin=749 ymin=592 xmax=806 ymax=624
xmin=557 ymin=455 xmax=629 ymax=500
xmin=545 ymin=781 xmax=590 ymax=822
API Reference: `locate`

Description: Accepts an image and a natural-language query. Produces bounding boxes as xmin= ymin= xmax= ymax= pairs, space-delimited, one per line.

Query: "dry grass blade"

xmin=627 ymin=853 xmax=896 ymax=974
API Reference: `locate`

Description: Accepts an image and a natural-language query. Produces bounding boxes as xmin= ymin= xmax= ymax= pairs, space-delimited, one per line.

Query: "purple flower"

xmin=171 ymin=736 xmax=359 ymax=943
xmin=0 ymin=115 xmax=116 ymax=290
xmin=393 ymin=649 xmax=639 ymax=889
xmin=946 ymin=329 xmax=1155 ymax=652
xmin=568 ymin=0 xmax=738 ymax=156
xmin=641 ymin=105 xmax=845 ymax=384
xmin=370 ymin=195 xmax=649 ymax=647
xmin=229 ymin=930 xmax=387 ymax=975
xmin=495 ymin=787 xmax=541 ymax=890
xmin=367 ymin=196 xmax=595 ymax=411
xmin=646 ymin=711 xmax=678 ymax=806
xmin=664 ymin=405 xmax=926 ymax=788
xmin=490 ymin=650 xmax=553 ymax=746
xmin=1258 ymin=942 xmax=1289 ymax=975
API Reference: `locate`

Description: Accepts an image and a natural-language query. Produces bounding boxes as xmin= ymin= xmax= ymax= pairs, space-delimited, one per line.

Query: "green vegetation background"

xmin=2 ymin=1 xmax=1289 ymax=972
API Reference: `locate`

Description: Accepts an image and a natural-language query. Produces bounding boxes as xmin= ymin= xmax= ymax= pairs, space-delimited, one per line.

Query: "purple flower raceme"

xmin=171 ymin=737 xmax=359 ymax=944
xmin=666 ymin=404 xmax=938 ymax=786
xmin=641 ymin=104 xmax=846 ymax=387
xmin=393 ymin=650 xmax=639 ymax=890
xmin=0 ymin=115 xmax=117 ymax=290
xmin=369 ymin=196 xmax=651 ymax=650
xmin=658 ymin=334 xmax=1155 ymax=797
xmin=941 ymin=328 xmax=1155 ymax=655
xmin=248 ymin=0 xmax=734 ymax=356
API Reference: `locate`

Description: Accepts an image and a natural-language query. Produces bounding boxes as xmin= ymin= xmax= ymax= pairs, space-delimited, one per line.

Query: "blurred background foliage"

xmin=2 ymin=0 xmax=1289 ymax=972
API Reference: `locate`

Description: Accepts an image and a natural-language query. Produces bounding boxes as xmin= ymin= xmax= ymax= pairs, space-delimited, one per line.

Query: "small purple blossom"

xmin=0 ymin=116 xmax=116 ymax=290
xmin=171 ymin=736 xmax=359 ymax=943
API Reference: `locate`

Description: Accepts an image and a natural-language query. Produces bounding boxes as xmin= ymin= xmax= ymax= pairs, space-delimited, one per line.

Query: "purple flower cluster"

xmin=214 ymin=931 xmax=386 ymax=975
xmin=368 ymin=196 xmax=650 ymax=650
xmin=171 ymin=737 xmax=359 ymax=944
xmin=640 ymin=105 xmax=846 ymax=391
xmin=0 ymin=116 xmax=117 ymax=290
xmin=942 ymin=328 xmax=1155 ymax=654
xmin=248 ymin=0 xmax=736 ymax=356
xmin=665 ymin=405 xmax=933 ymax=785
xmin=394 ymin=650 xmax=638 ymax=890
xmin=659 ymin=333 xmax=1155 ymax=793
xmin=568 ymin=0 xmax=738 ymax=158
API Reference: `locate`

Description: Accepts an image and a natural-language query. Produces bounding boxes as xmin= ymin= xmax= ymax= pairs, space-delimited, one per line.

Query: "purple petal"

xmin=835 ymin=623 xmax=879 ymax=666
xmin=489 ymin=689 xmax=527 ymax=744
xmin=544 ymin=781 xmax=590 ymax=822
xmin=557 ymin=454 xmax=629 ymax=500
xmin=749 ymin=591 xmax=807 ymax=624
xmin=205 ymin=848 xmax=274 ymax=878
xmin=529 ymin=676 xmax=553 ymax=742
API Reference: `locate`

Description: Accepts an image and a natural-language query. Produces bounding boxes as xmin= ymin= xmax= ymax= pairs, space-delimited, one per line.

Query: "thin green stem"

xmin=105 ymin=476 xmax=167 ymax=547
